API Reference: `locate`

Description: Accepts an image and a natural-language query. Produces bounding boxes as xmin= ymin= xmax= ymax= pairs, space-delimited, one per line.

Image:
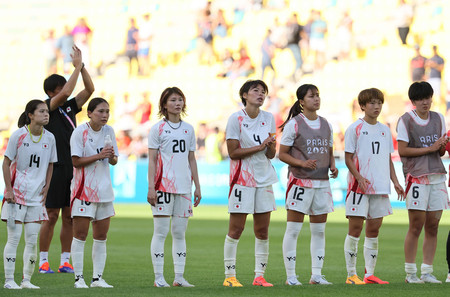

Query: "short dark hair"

xmin=43 ymin=74 xmax=67 ymax=96
xmin=408 ymin=81 xmax=433 ymax=101
xmin=358 ymin=88 xmax=384 ymax=106
xmin=239 ymin=80 xmax=268 ymax=106
xmin=87 ymin=97 xmax=109 ymax=112
xmin=158 ymin=87 xmax=187 ymax=118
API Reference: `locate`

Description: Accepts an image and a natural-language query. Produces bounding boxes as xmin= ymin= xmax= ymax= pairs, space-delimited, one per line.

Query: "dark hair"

xmin=158 ymin=87 xmax=187 ymax=118
xmin=358 ymin=88 xmax=384 ymax=106
xmin=408 ymin=81 xmax=433 ymax=101
xmin=43 ymin=74 xmax=67 ymax=96
xmin=239 ymin=80 xmax=268 ymax=106
xmin=18 ymin=99 xmax=46 ymax=128
xmin=87 ymin=97 xmax=109 ymax=112
xmin=279 ymin=84 xmax=318 ymax=130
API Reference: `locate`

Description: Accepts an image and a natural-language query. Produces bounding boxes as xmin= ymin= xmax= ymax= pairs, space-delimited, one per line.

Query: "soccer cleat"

xmin=446 ymin=273 xmax=450 ymax=283
xmin=420 ymin=273 xmax=442 ymax=284
xmin=405 ymin=274 xmax=424 ymax=284
xmin=4 ymin=280 xmax=21 ymax=289
xmin=20 ymin=280 xmax=40 ymax=289
xmin=91 ymin=278 xmax=113 ymax=288
xmin=74 ymin=279 xmax=89 ymax=289
xmin=309 ymin=274 xmax=332 ymax=285
xmin=364 ymin=275 xmax=389 ymax=284
xmin=154 ymin=277 xmax=170 ymax=287
xmin=252 ymin=276 xmax=273 ymax=287
xmin=346 ymin=274 xmax=365 ymax=285
xmin=39 ymin=262 xmax=55 ymax=274
xmin=58 ymin=262 xmax=74 ymax=273
xmin=223 ymin=277 xmax=243 ymax=287
xmin=286 ymin=276 xmax=302 ymax=286
xmin=173 ymin=277 xmax=194 ymax=287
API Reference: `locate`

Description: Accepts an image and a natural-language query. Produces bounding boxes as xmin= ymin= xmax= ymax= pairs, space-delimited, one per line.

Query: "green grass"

xmin=0 ymin=205 xmax=449 ymax=296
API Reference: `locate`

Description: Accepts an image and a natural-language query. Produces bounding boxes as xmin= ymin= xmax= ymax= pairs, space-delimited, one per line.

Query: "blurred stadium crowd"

xmin=1 ymin=0 xmax=450 ymax=162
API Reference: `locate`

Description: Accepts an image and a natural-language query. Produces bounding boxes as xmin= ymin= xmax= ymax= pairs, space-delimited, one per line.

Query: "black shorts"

xmin=45 ymin=164 xmax=73 ymax=208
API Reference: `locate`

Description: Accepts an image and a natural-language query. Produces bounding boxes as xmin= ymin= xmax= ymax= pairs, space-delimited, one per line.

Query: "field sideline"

xmin=0 ymin=205 xmax=449 ymax=296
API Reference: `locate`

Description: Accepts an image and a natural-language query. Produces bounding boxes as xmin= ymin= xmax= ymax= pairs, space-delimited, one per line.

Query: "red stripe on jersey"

xmin=155 ymin=153 xmax=163 ymax=191
xmin=404 ymin=175 xmax=413 ymax=196
xmin=285 ymin=178 xmax=296 ymax=201
xmin=228 ymin=159 xmax=242 ymax=198
xmin=73 ymin=167 xmax=85 ymax=201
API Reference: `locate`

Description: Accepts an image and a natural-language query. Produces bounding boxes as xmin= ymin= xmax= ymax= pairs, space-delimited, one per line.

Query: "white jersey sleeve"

xmin=280 ymin=119 xmax=296 ymax=147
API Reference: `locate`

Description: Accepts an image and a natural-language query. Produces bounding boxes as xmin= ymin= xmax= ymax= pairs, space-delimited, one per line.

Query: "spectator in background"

xmin=213 ymin=9 xmax=229 ymax=38
xmin=196 ymin=122 xmax=208 ymax=159
xmin=285 ymin=13 xmax=304 ymax=79
xmin=227 ymin=47 xmax=254 ymax=80
xmin=126 ymin=18 xmax=140 ymax=76
xmin=138 ymin=14 xmax=153 ymax=76
xmin=56 ymin=26 xmax=75 ymax=74
xmin=197 ymin=9 xmax=214 ymax=65
xmin=42 ymin=29 xmax=57 ymax=76
xmin=137 ymin=91 xmax=152 ymax=125
xmin=310 ymin=10 xmax=327 ymax=70
xmin=426 ymin=45 xmax=445 ymax=102
xmin=217 ymin=49 xmax=235 ymax=78
xmin=72 ymin=18 xmax=92 ymax=70
xmin=205 ymin=126 xmax=223 ymax=164
xmin=394 ymin=0 xmax=413 ymax=45
xmin=336 ymin=11 xmax=353 ymax=61
xmin=410 ymin=45 xmax=426 ymax=82
xmin=261 ymin=29 xmax=275 ymax=80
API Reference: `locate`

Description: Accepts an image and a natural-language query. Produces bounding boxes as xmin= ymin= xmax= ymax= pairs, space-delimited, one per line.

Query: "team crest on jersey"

xmin=350 ymin=207 xmax=357 ymax=212
xmin=381 ymin=132 xmax=386 ymax=137
xmin=79 ymin=207 xmax=86 ymax=213
xmin=183 ymin=130 xmax=188 ymax=134
xmin=157 ymin=206 xmax=164 ymax=211
xmin=66 ymin=107 xmax=71 ymax=113
xmin=260 ymin=122 xmax=266 ymax=127
xmin=290 ymin=201 xmax=297 ymax=207
xmin=233 ymin=203 xmax=241 ymax=209
xmin=43 ymin=143 xmax=49 ymax=149
xmin=412 ymin=201 xmax=419 ymax=207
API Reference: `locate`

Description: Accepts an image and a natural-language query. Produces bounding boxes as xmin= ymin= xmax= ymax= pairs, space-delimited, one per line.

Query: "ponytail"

xmin=17 ymin=112 xmax=30 ymax=128
xmin=279 ymin=100 xmax=303 ymax=131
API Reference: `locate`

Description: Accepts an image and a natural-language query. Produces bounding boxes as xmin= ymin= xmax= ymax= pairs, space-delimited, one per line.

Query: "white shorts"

xmin=286 ymin=185 xmax=334 ymax=215
xmin=405 ymin=182 xmax=449 ymax=211
xmin=228 ymin=184 xmax=276 ymax=214
xmin=345 ymin=192 xmax=392 ymax=219
xmin=71 ymin=199 xmax=115 ymax=221
xmin=1 ymin=203 xmax=48 ymax=223
xmin=151 ymin=191 xmax=193 ymax=218
xmin=310 ymin=38 xmax=326 ymax=52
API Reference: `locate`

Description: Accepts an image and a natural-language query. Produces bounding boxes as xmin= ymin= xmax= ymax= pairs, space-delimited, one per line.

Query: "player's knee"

xmin=254 ymin=228 xmax=269 ymax=240
xmin=424 ymin=225 xmax=439 ymax=237
xmin=47 ymin=212 xmax=60 ymax=225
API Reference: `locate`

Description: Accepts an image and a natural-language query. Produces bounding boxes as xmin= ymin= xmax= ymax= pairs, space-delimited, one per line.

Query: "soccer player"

xmin=447 ymin=231 xmax=450 ymax=282
xmin=2 ymin=100 xmax=57 ymax=289
xmin=223 ymin=80 xmax=277 ymax=287
xmin=147 ymin=87 xmax=201 ymax=287
xmin=343 ymin=88 xmax=404 ymax=285
xmin=69 ymin=98 xmax=118 ymax=288
xmin=39 ymin=45 xmax=94 ymax=274
xmin=397 ymin=81 xmax=449 ymax=283
xmin=279 ymin=84 xmax=337 ymax=286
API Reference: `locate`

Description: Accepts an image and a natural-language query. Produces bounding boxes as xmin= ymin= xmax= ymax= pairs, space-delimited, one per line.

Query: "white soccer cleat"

xmin=20 ymin=280 xmax=40 ymax=289
xmin=286 ymin=276 xmax=302 ymax=286
xmin=309 ymin=274 xmax=332 ymax=285
xmin=405 ymin=274 xmax=424 ymax=284
xmin=154 ymin=276 xmax=170 ymax=287
xmin=91 ymin=278 xmax=113 ymax=288
xmin=446 ymin=273 xmax=450 ymax=283
xmin=420 ymin=273 xmax=442 ymax=284
xmin=173 ymin=277 xmax=195 ymax=287
xmin=4 ymin=280 xmax=21 ymax=289
xmin=74 ymin=278 xmax=89 ymax=288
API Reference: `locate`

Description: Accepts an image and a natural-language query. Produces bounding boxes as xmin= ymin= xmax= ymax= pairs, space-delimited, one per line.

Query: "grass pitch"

xmin=0 ymin=205 xmax=449 ymax=296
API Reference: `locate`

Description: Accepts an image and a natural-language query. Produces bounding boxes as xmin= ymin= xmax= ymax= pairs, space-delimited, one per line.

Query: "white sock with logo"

xmin=23 ymin=223 xmax=40 ymax=281
xmin=282 ymin=221 xmax=303 ymax=278
xmin=71 ymin=237 xmax=86 ymax=280
xmin=344 ymin=234 xmax=360 ymax=276
xmin=4 ymin=224 xmax=22 ymax=280
xmin=151 ymin=217 xmax=170 ymax=275
xmin=364 ymin=237 xmax=378 ymax=277
xmin=224 ymin=235 xmax=239 ymax=278
xmin=61 ymin=252 xmax=71 ymax=266
xmin=39 ymin=251 xmax=48 ymax=267
xmin=92 ymin=239 xmax=107 ymax=280
xmin=171 ymin=217 xmax=188 ymax=276
xmin=255 ymin=238 xmax=269 ymax=278
xmin=310 ymin=223 xmax=326 ymax=276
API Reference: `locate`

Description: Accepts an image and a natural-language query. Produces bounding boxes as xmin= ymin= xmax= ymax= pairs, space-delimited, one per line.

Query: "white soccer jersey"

xmin=345 ymin=119 xmax=394 ymax=194
xmin=70 ymin=123 xmax=118 ymax=203
xmin=281 ymin=115 xmax=333 ymax=188
xmin=226 ymin=109 xmax=278 ymax=187
xmin=4 ymin=126 xmax=57 ymax=206
xmin=148 ymin=119 xmax=196 ymax=194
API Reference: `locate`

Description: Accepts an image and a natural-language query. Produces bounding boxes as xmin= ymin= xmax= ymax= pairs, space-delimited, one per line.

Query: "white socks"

xmin=255 ymin=238 xmax=269 ymax=278
xmin=364 ymin=237 xmax=378 ymax=277
xmin=282 ymin=222 xmax=303 ymax=278
xmin=171 ymin=217 xmax=188 ymax=275
xmin=61 ymin=252 xmax=71 ymax=266
xmin=405 ymin=262 xmax=417 ymax=275
xmin=23 ymin=223 xmax=40 ymax=280
xmin=344 ymin=234 xmax=359 ymax=276
xmin=39 ymin=251 xmax=48 ymax=267
xmin=224 ymin=235 xmax=239 ymax=278
xmin=71 ymin=237 xmax=86 ymax=280
xmin=92 ymin=239 xmax=107 ymax=279
xmin=3 ymin=223 xmax=22 ymax=280
xmin=310 ymin=223 xmax=326 ymax=276
xmin=421 ymin=263 xmax=433 ymax=275
xmin=151 ymin=217 xmax=170 ymax=275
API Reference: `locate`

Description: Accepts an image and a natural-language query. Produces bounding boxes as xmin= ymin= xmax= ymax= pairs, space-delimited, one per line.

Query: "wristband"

xmin=81 ymin=63 xmax=85 ymax=70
